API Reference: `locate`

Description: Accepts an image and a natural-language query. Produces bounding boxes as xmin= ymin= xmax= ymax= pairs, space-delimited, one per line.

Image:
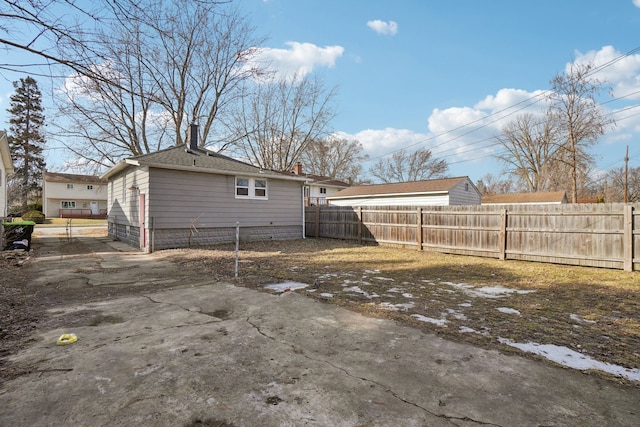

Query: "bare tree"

xmin=227 ymin=74 xmax=337 ymax=171
xmin=369 ymin=148 xmax=448 ymax=183
xmin=49 ymin=1 xmax=262 ymax=168
xmin=300 ymin=136 xmax=368 ymax=184
xmin=548 ymin=62 xmax=614 ymax=202
xmin=0 ymin=1 xmax=111 ymax=80
xmin=605 ymin=166 xmax=640 ymax=203
xmin=494 ymin=113 xmax=563 ymax=192
xmin=475 ymin=173 xmax=516 ymax=195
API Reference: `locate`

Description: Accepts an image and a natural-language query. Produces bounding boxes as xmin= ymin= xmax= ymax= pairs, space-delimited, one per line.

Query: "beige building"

xmin=43 ymin=172 xmax=107 ymax=218
xmin=0 ymin=131 xmax=14 ymax=217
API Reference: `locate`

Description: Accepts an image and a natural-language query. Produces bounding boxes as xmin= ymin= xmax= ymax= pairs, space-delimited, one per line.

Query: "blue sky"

xmin=1 ymin=0 xmax=640 ymax=184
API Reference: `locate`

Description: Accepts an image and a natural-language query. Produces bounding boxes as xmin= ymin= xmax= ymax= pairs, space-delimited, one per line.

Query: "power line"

xmin=366 ymin=45 xmax=640 ymax=168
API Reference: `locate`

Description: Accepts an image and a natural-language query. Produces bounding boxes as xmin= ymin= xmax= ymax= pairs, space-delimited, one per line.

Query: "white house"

xmin=289 ymin=163 xmax=350 ymax=206
xmin=482 ymin=191 xmax=568 ymax=205
xmin=101 ymin=125 xmax=308 ymax=251
xmin=42 ymin=172 xmax=108 ymax=218
xmin=0 ymin=131 xmax=14 ymax=217
xmin=327 ymin=177 xmax=481 ymax=207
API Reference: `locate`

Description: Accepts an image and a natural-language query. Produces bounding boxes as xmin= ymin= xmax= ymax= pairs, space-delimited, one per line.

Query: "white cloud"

xmin=337 ymin=128 xmax=429 ymax=159
xmin=634 ymin=0 xmax=640 ymax=8
xmin=367 ymin=20 xmax=398 ymax=36
xmin=572 ymin=45 xmax=640 ymax=100
xmin=244 ymin=41 xmax=344 ymax=81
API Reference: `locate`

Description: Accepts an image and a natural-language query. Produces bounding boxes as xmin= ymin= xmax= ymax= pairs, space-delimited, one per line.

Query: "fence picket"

xmin=304 ymin=204 xmax=638 ymax=271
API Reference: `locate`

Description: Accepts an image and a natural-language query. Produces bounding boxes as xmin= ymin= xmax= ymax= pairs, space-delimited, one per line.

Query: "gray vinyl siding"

xmin=107 ymin=166 xmax=150 ymax=227
xmin=448 ymin=179 xmax=481 ymax=205
xmin=147 ymin=168 xmax=302 ymax=229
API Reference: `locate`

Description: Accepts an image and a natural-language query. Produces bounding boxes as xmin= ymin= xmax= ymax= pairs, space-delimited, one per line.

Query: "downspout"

xmin=301 ymin=184 xmax=306 ymax=239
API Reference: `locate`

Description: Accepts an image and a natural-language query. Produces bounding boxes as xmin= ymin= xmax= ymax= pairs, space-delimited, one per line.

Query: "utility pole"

xmin=624 ymin=145 xmax=629 ymax=203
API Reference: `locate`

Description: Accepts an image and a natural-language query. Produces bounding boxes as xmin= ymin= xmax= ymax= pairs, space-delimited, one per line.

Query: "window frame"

xmin=66 ymin=184 xmax=74 ymax=189
xmin=235 ymin=176 xmax=268 ymax=200
xmin=61 ymin=201 xmax=76 ymax=209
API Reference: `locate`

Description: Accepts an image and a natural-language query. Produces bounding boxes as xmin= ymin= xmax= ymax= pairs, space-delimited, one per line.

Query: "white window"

xmin=67 ymin=184 xmax=74 ymax=189
xmin=61 ymin=201 xmax=76 ymax=208
xmin=236 ymin=177 xmax=268 ymax=199
xmin=320 ymin=187 xmax=327 ymax=194
xmin=87 ymin=185 xmax=93 ymax=190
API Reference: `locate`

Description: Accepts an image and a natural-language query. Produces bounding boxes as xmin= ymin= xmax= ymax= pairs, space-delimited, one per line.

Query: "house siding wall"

xmin=448 ymin=179 xmax=482 ymax=205
xmin=330 ymin=194 xmax=451 ymax=207
xmin=43 ymin=181 xmax=107 ymax=217
xmin=0 ymin=165 xmax=6 ymax=217
xmin=107 ymin=166 xmax=303 ymax=251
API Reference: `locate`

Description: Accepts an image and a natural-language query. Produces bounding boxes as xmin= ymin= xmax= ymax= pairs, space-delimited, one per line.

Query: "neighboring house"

xmin=327 ymin=176 xmax=481 ymax=207
xmin=482 ymin=191 xmax=568 ymax=205
xmin=100 ymin=126 xmax=308 ymax=251
xmin=43 ymin=172 xmax=108 ymax=218
xmin=289 ymin=163 xmax=350 ymax=206
xmin=0 ymin=131 xmax=15 ymax=217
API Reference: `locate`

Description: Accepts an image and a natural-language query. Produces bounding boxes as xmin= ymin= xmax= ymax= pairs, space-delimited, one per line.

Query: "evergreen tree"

xmin=7 ymin=77 xmax=47 ymax=212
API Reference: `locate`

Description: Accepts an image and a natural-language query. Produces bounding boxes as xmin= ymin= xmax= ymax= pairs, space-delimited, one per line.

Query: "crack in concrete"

xmin=245 ymin=316 xmax=502 ymax=426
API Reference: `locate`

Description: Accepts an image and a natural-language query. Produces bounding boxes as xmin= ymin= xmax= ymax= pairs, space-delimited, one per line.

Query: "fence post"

xmin=416 ymin=207 xmax=423 ymax=251
xmin=499 ymin=209 xmax=507 ymax=260
xmin=357 ymin=207 xmax=363 ymax=244
xmin=315 ymin=205 xmax=320 ymax=238
xmin=624 ymin=205 xmax=634 ymax=272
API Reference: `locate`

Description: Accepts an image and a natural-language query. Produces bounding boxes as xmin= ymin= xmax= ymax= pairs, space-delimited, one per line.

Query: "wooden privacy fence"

xmin=304 ymin=203 xmax=640 ymax=271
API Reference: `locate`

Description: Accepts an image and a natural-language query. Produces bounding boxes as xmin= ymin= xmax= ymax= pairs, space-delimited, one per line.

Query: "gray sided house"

xmin=101 ymin=138 xmax=307 ymax=252
xmin=327 ymin=176 xmax=481 ymax=207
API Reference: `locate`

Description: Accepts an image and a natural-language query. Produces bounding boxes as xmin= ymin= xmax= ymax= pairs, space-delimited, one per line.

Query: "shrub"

xmin=21 ymin=210 xmax=46 ymax=224
xmin=27 ymin=202 xmax=43 ymax=212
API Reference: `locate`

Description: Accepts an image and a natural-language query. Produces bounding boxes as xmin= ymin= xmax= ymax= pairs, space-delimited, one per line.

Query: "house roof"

xmin=327 ymin=177 xmax=471 ymax=199
xmin=0 ymin=131 xmax=14 ymax=174
xmin=482 ymin=191 xmax=567 ymax=204
xmin=287 ymin=172 xmax=350 ymax=188
xmin=101 ymin=145 xmax=307 ymax=182
xmin=45 ymin=171 xmax=106 ymax=184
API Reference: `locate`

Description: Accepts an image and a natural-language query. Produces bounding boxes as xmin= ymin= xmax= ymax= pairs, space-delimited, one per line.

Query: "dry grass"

xmin=159 ymin=238 xmax=640 ymax=384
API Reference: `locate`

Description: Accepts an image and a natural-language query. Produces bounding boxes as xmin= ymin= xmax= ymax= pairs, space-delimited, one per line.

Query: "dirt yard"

xmin=1 ymin=232 xmax=639 ymax=386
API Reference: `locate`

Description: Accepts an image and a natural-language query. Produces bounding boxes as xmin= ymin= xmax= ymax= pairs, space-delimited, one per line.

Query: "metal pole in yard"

xmin=235 ymin=222 xmax=240 ymax=278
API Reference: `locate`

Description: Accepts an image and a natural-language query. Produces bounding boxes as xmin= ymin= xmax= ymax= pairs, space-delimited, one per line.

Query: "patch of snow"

xmin=446 ymin=308 xmax=467 ymax=320
xmin=378 ymin=302 xmax=415 ymax=312
xmin=374 ymin=276 xmax=395 ymax=281
xmin=498 ymin=338 xmax=640 ymax=383
xmin=570 ymin=314 xmax=596 ymax=324
xmin=497 ymin=307 xmax=521 ymax=315
xmin=436 ymin=281 xmax=536 ymax=299
xmin=364 ymin=269 xmax=380 ymax=274
xmin=306 ymin=289 xmax=316 ymax=293
xmin=402 ymin=293 xmax=413 ymax=298
xmin=458 ymin=303 xmax=472 ymax=307
xmin=264 ymin=281 xmax=308 ymax=293
xmin=411 ymin=314 xmax=447 ymax=327
xmin=320 ymin=293 xmax=334 ymax=298
xmin=343 ymin=286 xmax=379 ymax=299
xmin=387 ymin=287 xmax=403 ymax=293
xmin=459 ymin=326 xmax=476 ymax=333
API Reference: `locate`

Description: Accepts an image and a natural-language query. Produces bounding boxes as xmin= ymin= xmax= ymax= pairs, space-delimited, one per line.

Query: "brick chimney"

xmin=189 ymin=123 xmax=198 ymax=150
xmin=294 ymin=162 xmax=303 ymax=175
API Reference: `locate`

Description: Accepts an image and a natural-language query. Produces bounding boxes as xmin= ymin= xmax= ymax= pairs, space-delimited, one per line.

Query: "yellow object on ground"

xmin=56 ymin=333 xmax=78 ymax=346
